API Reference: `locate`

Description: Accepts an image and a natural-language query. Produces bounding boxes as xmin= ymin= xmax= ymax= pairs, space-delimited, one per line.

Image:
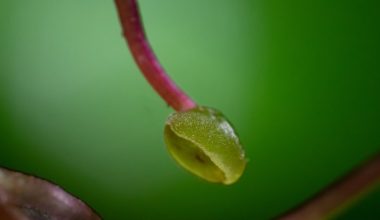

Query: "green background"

xmin=0 ymin=0 xmax=379 ymax=219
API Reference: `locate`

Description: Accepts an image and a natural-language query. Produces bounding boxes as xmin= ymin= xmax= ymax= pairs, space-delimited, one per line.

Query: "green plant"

xmin=114 ymin=0 xmax=246 ymax=185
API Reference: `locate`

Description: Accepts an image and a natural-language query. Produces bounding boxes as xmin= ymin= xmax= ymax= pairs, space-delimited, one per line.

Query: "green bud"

xmin=164 ymin=106 xmax=246 ymax=185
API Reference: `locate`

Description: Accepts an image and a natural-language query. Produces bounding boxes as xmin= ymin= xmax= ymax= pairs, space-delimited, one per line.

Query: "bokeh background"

xmin=1 ymin=0 xmax=379 ymax=219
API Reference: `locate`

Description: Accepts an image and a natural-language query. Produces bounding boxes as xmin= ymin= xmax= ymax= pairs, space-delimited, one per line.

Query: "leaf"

xmin=164 ymin=106 xmax=246 ymax=185
xmin=0 ymin=167 xmax=101 ymax=220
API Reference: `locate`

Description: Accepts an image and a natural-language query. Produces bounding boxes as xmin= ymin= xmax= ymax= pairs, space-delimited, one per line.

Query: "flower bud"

xmin=164 ymin=106 xmax=246 ymax=185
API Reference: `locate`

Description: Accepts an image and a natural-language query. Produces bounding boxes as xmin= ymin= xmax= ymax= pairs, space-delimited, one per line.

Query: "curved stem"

xmin=277 ymin=153 xmax=380 ymax=220
xmin=114 ymin=0 xmax=196 ymax=112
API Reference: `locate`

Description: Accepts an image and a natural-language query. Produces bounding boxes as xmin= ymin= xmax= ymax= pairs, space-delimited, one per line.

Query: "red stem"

xmin=277 ymin=154 xmax=380 ymax=220
xmin=114 ymin=0 xmax=196 ymax=111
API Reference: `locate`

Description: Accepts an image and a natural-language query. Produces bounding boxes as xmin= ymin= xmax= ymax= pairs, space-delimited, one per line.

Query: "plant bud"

xmin=164 ymin=106 xmax=246 ymax=185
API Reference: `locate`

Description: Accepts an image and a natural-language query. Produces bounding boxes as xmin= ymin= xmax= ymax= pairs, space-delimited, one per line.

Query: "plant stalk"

xmin=277 ymin=154 xmax=380 ymax=220
xmin=114 ymin=0 xmax=196 ymax=111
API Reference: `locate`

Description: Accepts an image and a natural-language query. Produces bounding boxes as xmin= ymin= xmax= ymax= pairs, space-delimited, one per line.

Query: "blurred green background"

xmin=0 ymin=0 xmax=379 ymax=219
